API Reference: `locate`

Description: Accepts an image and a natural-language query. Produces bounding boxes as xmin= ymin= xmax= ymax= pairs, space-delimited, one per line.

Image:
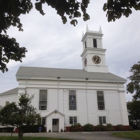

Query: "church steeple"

xmin=99 ymin=25 xmax=102 ymax=33
xmin=81 ymin=26 xmax=108 ymax=73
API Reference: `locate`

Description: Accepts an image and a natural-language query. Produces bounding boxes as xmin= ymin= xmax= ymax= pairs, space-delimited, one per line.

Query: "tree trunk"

xmin=135 ymin=119 xmax=139 ymax=129
xmin=18 ymin=127 xmax=23 ymax=140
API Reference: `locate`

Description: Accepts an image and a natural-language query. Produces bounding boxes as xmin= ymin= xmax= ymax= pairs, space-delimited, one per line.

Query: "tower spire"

xmin=82 ymin=31 xmax=84 ymax=38
xmin=86 ymin=25 xmax=89 ymax=32
xmin=99 ymin=26 xmax=102 ymax=33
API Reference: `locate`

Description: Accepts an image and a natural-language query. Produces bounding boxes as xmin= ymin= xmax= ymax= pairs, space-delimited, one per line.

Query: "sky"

xmin=0 ymin=1 xmax=140 ymax=101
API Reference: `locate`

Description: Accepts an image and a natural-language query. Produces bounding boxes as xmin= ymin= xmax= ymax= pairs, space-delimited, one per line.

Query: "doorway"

xmin=52 ymin=119 xmax=59 ymax=132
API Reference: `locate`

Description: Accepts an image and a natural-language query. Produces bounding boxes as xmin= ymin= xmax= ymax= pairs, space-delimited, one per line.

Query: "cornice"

xmin=17 ymin=76 xmax=126 ymax=84
xmin=82 ymin=32 xmax=103 ymax=42
xmin=81 ymin=48 xmax=106 ymax=57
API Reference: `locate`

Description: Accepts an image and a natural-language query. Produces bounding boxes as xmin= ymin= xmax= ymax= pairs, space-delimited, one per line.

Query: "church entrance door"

xmin=52 ymin=119 xmax=59 ymax=132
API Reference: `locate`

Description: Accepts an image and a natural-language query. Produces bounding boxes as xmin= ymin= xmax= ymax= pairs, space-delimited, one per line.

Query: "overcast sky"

xmin=0 ymin=1 xmax=140 ymax=101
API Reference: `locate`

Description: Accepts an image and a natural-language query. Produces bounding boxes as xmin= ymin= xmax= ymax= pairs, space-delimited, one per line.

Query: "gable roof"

xmin=45 ymin=109 xmax=65 ymax=117
xmin=16 ymin=66 xmax=126 ymax=83
xmin=0 ymin=88 xmax=18 ymax=97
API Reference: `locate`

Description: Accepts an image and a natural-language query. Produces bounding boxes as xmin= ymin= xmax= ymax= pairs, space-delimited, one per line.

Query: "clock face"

xmin=84 ymin=58 xmax=87 ymax=67
xmin=92 ymin=55 xmax=101 ymax=64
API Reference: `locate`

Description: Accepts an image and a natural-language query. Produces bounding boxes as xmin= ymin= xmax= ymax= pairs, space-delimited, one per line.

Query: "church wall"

xmin=87 ymin=90 xmax=98 ymax=125
xmin=57 ymin=89 xmax=62 ymax=112
xmin=98 ymin=38 xmax=103 ymax=49
xmin=119 ymin=92 xmax=129 ymax=125
xmin=0 ymin=94 xmax=17 ymax=107
xmin=104 ymin=91 xmax=122 ymax=125
xmin=77 ymin=90 xmax=88 ymax=125
xmin=18 ymin=79 xmax=125 ymax=91
xmin=16 ymin=79 xmax=129 ymax=127
xmin=85 ymin=66 xmax=108 ymax=73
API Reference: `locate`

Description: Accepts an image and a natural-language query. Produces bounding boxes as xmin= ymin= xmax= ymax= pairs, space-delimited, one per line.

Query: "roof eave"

xmin=16 ymin=76 xmax=126 ymax=83
xmin=0 ymin=92 xmax=17 ymax=97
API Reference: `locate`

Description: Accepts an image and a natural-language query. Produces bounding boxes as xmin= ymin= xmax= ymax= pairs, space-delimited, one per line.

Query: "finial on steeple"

xmin=99 ymin=25 xmax=102 ymax=33
xmin=82 ymin=31 xmax=84 ymax=38
xmin=86 ymin=24 xmax=89 ymax=32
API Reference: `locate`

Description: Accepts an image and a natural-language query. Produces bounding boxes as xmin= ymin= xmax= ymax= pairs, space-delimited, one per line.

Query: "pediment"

xmin=45 ymin=109 xmax=65 ymax=117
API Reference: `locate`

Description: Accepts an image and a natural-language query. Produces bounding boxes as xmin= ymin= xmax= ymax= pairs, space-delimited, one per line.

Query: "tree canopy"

xmin=127 ymin=100 xmax=140 ymax=129
xmin=103 ymin=0 xmax=140 ymax=22
xmin=127 ymin=61 xmax=140 ymax=100
xmin=0 ymin=92 xmax=40 ymax=140
xmin=0 ymin=0 xmax=139 ymax=72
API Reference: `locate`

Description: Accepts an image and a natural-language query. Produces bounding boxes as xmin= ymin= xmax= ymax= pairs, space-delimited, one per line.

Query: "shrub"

xmin=129 ymin=122 xmax=138 ymax=130
xmin=22 ymin=125 xmax=45 ymax=132
xmin=95 ymin=124 xmax=106 ymax=131
xmin=115 ymin=124 xmax=124 ymax=131
xmin=106 ymin=123 xmax=114 ymax=131
xmin=0 ymin=127 xmax=14 ymax=132
xmin=83 ymin=123 xmax=94 ymax=131
xmin=70 ymin=123 xmax=83 ymax=131
xmin=130 ymin=126 xmax=134 ymax=131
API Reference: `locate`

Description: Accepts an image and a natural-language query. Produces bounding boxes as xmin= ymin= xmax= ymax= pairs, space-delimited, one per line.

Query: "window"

xmin=52 ymin=119 xmax=58 ymax=125
xmin=69 ymin=90 xmax=76 ymax=110
xmin=93 ymin=39 xmax=97 ymax=48
xmin=85 ymin=41 xmax=87 ymax=48
xmin=39 ymin=90 xmax=47 ymax=110
xmin=84 ymin=58 xmax=87 ymax=67
xmin=41 ymin=117 xmax=46 ymax=125
xmin=97 ymin=91 xmax=105 ymax=110
xmin=99 ymin=116 xmax=106 ymax=124
xmin=69 ymin=117 xmax=77 ymax=124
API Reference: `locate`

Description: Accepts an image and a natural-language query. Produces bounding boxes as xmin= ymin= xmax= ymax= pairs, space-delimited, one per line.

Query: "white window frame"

xmin=85 ymin=41 xmax=87 ymax=48
xmin=39 ymin=90 xmax=47 ymax=110
xmin=69 ymin=116 xmax=77 ymax=125
xmin=99 ymin=116 xmax=106 ymax=125
xmin=97 ymin=91 xmax=105 ymax=110
xmin=93 ymin=38 xmax=97 ymax=48
xmin=41 ymin=117 xmax=46 ymax=125
xmin=69 ymin=90 xmax=77 ymax=110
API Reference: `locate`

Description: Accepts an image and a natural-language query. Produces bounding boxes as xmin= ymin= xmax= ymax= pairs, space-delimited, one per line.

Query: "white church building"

xmin=0 ymin=27 xmax=129 ymax=132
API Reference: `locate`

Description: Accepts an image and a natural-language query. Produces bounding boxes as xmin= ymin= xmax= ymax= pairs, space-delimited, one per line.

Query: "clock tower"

xmin=81 ymin=26 xmax=108 ymax=73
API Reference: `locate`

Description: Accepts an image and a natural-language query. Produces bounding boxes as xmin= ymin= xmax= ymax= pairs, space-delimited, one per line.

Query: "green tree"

xmin=127 ymin=61 xmax=140 ymax=100
xmin=0 ymin=0 xmax=139 ymax=72
xmin=0 ymin=92 xmax=40 ymax=140
xmin=103 ymin=0 xmax=140 ymax=22
xmin=127 ymin=100 xmax=140 ymax=129
xmin=0 ymin=0 xmax=89 ymax=73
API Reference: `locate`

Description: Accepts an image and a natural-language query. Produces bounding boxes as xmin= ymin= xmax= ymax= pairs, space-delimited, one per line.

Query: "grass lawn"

xmin=0 ymin=137 xmax=71 ymax=140
xmin=112 ymin=131 xmax=140 ymax=139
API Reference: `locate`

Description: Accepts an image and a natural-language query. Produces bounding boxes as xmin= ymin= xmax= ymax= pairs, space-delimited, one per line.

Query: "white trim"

xmin=39 ymin=89 xmax=47 ymax=111
xmin=17 ymin=77 xmax=126 ymax=83
xmin=68 ymin=116 xmax=78 ymax=125
xmin=45 ymin=109 xmax=65 ymax=117
xmin=98 ymin=116 xmax=107 ymax=125
xmin=68 ymin=90 xmax=77 ymax=111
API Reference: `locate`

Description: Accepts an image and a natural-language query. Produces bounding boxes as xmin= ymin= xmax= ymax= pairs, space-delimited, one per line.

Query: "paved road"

xmin=0 ymin=131 xmax=131 ymax=140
